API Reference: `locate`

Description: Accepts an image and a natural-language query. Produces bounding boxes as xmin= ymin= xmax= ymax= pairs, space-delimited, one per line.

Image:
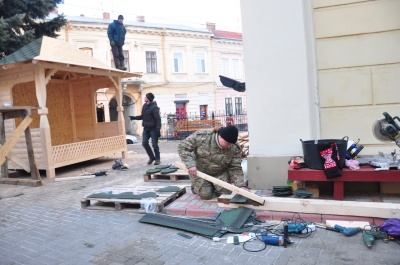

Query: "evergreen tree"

xmin=0 ymin=0 xmax=67 ymax=57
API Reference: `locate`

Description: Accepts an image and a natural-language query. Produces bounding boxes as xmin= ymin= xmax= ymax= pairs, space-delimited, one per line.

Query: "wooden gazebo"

xmin=0 ymin=37 xmax=141 ymax=178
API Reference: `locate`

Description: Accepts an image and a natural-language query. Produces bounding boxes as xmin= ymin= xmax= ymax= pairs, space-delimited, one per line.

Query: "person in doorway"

xmin=177 ymin=126 xmax=248 ymax=200
xmin=107 ymin=15 xmax=127 ymax=71
xmin=225 ymin=114 xmax=234 ymax=127
xmin=129 ymin=93 xmax=162 ymax=165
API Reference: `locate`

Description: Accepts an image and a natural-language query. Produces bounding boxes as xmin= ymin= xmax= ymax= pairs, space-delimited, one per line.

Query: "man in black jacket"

xmin=107 ymin=14 xmax=127 ymax=71
xmin=130 ymin=93 xmax=162 ymax=165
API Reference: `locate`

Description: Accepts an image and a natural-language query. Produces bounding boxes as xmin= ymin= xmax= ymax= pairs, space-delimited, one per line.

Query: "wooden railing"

xmin=52 ymin=135 xmax=125 ymax=167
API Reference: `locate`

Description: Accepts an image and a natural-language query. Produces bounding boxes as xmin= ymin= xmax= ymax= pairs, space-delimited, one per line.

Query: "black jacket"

xmin=136 ymin=101 xmax=161 ymax=130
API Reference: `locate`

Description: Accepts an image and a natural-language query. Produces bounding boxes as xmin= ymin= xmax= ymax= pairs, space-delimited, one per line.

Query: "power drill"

xmin=362 ymin=230 xmax=375 ymax=248
xmin=334 ymin=225 xmax=361 ymax=236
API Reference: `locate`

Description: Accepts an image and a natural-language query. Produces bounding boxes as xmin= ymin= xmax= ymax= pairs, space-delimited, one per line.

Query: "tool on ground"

xmin=283 ymin=224 xmax=288 ymax=248
xmin=175 ymin=162 xmax=265 ymax=205
xmin=362 ymin=230 xmax=375 ymax=248
xmin=286 ymin=222 xmax=307 ymax=233
xmin=261 ymin=232 xmax=284 ymax=246
xmin=313 ymin=223 xmax=340 ymax=232
xmin=334 ymin=224 xmax=361 ymax=236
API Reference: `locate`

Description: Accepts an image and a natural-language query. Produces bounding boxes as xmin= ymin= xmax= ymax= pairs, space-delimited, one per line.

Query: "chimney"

xmin=206 ymin=22 xmax=216 ymax=30
xmin=137 ymin=16 xmax=145 ymax=22
xmin=103 ymin=12 xmax=110 ymax=20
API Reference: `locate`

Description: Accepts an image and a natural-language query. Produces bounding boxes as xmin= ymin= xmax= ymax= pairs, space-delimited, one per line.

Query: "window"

xmin=221 ymin=58 xmax=241 ymax=79
xmin=225 ymin=98 xmax=233 ymax=115
xmin=235 ymin=97 xmax=243 ymax=114
xmin=111 ymin=50 xmax=130 ymax=71
xmin=146 ymin=51 xmax=157 ymax=73
xmin=222 ymin=58 xmax=230 ymax=76
xmin=195 ymin=53 xmax=206 ymax=73
xmin=122 ymin=51 xmax=130 ymax=71
xmin=232 ymin=59 xmax=240 ymax=79
xmin=173 ymin=51 xmax=184 ymax=73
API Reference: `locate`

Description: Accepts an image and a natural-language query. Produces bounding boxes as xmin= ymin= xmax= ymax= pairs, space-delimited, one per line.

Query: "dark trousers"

xmin=142 ymin=129 xmax=160 ymax=161
xmin=111 ymin=45 xmax=124 ymax=67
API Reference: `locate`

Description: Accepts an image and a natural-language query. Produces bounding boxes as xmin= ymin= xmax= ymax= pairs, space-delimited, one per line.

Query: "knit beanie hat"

xmin=118 ymin=15 xmax=124 ymax=19
xmin=219 ymin=126 xmax=238 ymax=144
xmin=146 ymin=93 xmax=155 ymax=102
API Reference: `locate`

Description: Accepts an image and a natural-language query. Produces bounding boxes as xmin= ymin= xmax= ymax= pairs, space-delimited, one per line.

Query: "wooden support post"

xmin=23 ymin=110 xmax=40 ymax=181
xmin=175 ymin=162 xmax=265 ymax=205
xmin=34 ymin=65 xmax=55 ymax=178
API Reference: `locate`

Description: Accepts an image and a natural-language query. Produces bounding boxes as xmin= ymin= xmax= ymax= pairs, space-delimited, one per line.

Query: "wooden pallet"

xmin=143 ymin=170 xmax=190 ymax=182
xmin=80 ymin=185 xmax=186 ymax=213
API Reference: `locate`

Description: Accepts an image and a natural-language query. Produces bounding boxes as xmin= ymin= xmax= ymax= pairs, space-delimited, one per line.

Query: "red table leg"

xmin=333 ymin=182 xmax=344 ymax=200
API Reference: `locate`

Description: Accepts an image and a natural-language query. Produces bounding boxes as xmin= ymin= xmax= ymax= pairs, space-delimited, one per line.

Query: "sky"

xmin=57 ymin=0 xmax=242 ymax=32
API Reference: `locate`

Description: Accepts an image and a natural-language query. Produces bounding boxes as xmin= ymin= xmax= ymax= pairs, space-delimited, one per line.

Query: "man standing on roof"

xmin=107 ymin=15 xmax=127 ymax=71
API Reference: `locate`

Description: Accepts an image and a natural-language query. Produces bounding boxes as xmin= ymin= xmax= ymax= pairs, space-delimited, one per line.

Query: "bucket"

xmin=300 ymin=137 xmax=348 ymax=170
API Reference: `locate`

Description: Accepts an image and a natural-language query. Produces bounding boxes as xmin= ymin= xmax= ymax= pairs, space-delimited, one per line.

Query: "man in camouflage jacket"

xmin=178 ymin=126 xmax=246 ymax=200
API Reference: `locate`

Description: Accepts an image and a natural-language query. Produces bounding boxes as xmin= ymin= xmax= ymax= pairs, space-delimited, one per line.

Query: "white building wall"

xmin=241 ymin=0 xmax=400 ymax=189
xmin=241 ymin=0 xmax=318 ymax=188
xmin=314 ymin=0 xmax=400 ymax=154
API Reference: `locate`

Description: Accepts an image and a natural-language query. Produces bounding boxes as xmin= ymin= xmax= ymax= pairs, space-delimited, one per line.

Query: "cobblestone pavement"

xmin=0 ymin=140 xmax=399 ymax=265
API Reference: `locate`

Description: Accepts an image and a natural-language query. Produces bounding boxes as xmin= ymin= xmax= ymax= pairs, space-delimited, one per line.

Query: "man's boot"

xmin=118 ymin=62 xmax=127 ymax=71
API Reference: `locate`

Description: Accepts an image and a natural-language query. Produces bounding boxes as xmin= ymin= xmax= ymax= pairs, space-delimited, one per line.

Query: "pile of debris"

xmin=238 ymin=132 xmax=249 ymax=158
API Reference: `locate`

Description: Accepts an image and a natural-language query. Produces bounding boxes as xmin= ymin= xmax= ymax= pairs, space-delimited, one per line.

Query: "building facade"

xmin=49 ymin=13 xmax=246 ymax=136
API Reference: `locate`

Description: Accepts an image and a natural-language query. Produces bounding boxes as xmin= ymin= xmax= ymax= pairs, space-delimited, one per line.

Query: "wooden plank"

xmin=175 ymin=162 xmax=265 ymax=205
xmin=0 ymin=147 xmax=31 ymax=172
xmin=54 ymin=175 xmax=96 ymax=181
xmin=0 ymin=116 xmax=32 ymax=165
xmin=217 ymin=196 xmax=400 ymax=219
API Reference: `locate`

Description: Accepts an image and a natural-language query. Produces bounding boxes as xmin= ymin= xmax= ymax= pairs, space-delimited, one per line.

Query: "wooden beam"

xmin=0 ymin=145 xmax=31 ymax=173
xmin=0 ymin=116 xmax=32 ymax=165
xmin=217 ymin=195 xmax=400 ymax=219
xmin=175 ymin=162 xmax=265 ymax=205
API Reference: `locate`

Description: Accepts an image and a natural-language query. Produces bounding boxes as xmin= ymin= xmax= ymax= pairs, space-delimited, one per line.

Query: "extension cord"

xmin=301 ymin=224 xmax=316 ymax=234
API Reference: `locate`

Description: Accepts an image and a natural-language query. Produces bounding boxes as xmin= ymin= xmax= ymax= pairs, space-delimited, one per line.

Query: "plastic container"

xmin=300 ymin=137 xmax=348 ymax=170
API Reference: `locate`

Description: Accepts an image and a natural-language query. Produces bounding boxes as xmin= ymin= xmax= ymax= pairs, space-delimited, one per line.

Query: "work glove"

xmin=110 ymin=40 xmax=115 ymax=46
xmin=129 ymin=116 xmax=136 ymax=120
xmin=157 ymin=130 xmax=161 ymax=138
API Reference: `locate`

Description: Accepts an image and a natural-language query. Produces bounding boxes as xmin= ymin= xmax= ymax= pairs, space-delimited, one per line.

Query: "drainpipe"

xmin=162 ymin=28 xmax=167 ymax=81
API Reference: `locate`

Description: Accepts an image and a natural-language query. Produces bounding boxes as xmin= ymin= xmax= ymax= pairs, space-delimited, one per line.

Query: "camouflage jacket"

xmin=177 ymin=130 xmax=245 ymax=187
